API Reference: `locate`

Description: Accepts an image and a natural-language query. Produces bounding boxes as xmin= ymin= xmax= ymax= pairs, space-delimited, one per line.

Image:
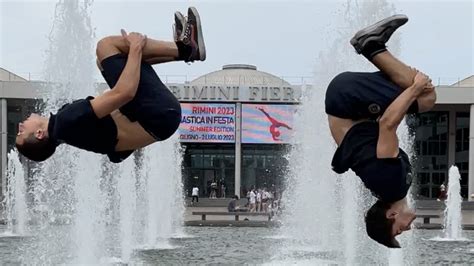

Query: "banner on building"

xmin=242 ymin=104 xmax=296 ymax=144
xmin=179 ymin=103 xmax=236 ymax=143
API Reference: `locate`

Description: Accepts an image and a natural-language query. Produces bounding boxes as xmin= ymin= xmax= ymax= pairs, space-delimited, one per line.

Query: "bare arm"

xmin=90 ymin=30 xmax=146 ymax=119
xmin=377 ymin=72 xmax=431 ymax=158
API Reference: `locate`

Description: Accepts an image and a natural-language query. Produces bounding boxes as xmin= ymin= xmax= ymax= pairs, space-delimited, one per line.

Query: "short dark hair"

xmin=365 ymin=200 xmax=401 ymax=248
xmin=16 ymin=134 xmax=57 ymax=162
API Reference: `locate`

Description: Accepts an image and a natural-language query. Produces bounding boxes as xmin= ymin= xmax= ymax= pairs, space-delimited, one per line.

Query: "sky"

xmin=0 ymin=0 xmax=473 ymax=85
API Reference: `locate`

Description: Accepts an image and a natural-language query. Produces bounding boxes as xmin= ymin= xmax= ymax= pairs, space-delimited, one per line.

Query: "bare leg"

xmin=370 ymin=51 xmax=416 ymax=89
xmin=371 ymin=51 xmax=436 ymax=112
xmin=97 ymin=56 xmax=176 ymax=70
xmin=146 ymin=56 xmax=177 ymax=65
xmin=96 ymin=35 xmax=179 ymax=64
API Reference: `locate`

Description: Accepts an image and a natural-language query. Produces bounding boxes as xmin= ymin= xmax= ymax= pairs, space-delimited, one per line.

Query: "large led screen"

xmin=179 ymin=103 xmax=236 ymax=143
xmin=242 ymin=104 xmax=296 ymax=144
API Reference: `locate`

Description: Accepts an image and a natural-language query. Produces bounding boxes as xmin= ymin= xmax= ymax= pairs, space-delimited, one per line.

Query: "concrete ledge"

xmin=416 ymin=200 xmax=474 ymax=210
xmin=186 ymin=200 xmax=474 ymax=209
xmin=185 ymin=220 xmax=279 ymax=227
xmin=463 ymin=225 xmax=474 ymax=230
xmin=415 ymin=223 xmax=474 ymax=230
xmin=415 ymin=223 xmax=443 ymax=230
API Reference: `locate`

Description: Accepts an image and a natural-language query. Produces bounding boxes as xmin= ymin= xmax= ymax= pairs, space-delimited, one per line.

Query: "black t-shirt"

xmin=48 ymin=97 xmax=133 ymax=163
xmin=331 ymin=121 xmax=413 ymax=202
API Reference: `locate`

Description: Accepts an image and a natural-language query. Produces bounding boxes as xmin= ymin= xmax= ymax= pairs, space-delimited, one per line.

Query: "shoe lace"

xmin=182 ymin=21 xmax=193 ymax=45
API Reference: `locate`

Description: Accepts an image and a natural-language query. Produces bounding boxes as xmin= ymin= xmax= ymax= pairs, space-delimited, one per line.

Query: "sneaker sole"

xmin=350 ymin=14 xmax=408 ymax=53
xmin=173 ymin=11 xmax=186 ymax=41
xmin=189 ymin=6 xmax=206 ymax=61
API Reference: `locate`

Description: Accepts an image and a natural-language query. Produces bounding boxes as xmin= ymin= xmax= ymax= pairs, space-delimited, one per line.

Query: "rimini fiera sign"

xmin=167 ymin=84 xmax=303 ymax=103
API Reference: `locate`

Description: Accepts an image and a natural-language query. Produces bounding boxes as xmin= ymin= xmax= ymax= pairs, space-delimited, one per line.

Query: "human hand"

xmin=412 ymin=71 xmax=431 ymax=95
xmin=121 ymin=29 xmax=147 ymax=50
xmin=422 ymin=81 xmax=435 ymax=94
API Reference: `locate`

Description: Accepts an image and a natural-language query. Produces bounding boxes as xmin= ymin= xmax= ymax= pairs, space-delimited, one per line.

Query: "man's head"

xmin=15 ymin=113 xmax=56 ymax=162
xmin=365 ymin=200 xmax=416 ymax=248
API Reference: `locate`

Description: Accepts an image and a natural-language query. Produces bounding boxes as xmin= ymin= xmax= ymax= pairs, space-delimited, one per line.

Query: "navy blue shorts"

xmin=100 ymin=54 xmax=181 ymax=141
xmin=325 ymin=71 xmax=418 ymax=120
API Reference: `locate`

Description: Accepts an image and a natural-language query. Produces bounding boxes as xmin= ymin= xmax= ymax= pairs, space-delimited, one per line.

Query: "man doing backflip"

xmin=16 ymin=7 xmax=205 ymax=163
xmin=325 ymin=15 xmax=436 ymax=248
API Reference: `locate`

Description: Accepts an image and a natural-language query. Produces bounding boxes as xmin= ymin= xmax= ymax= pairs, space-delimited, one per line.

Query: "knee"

xmin=417 ymin=90 xmax=437 ymax=113
xmin=96 ymin=36 xmax=120 ymax=61
xmin=96 ymin=36 xmax=113 ymax=54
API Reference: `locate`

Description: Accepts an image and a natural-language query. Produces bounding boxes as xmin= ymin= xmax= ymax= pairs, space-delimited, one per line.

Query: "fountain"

xmin=277 ymin=0 xmax=417 ymax=264
xmin=141 ymin=138 xmax=185 ymax=249
xmin=2 ymin=150 xmax=28 ymax=236
xmin=429 ymin=165 xmax=469 ymax=243
xmin=9 ymin=0 xmax=184 ymax=264
xmin=443 ymin=166 xmax=465 ymax=240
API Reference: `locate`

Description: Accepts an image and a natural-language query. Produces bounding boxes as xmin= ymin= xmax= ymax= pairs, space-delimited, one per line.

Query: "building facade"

xmin=168 ymin=64 xmax=299 ymax=198
xmin=0 ymin=66 xmax=472 ymax=200
xmin=411 ymin=76 xmax=474 ymax=199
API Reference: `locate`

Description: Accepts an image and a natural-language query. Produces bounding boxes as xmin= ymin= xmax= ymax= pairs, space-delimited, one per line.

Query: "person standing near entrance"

xmin=437 ymin=184 xmax=447 ymax=201
xmin=192 ymin=186 xmax=199 ymax=203
xmin=210 ymin=180 xmax=217 ymax=199
xmin=221 ymin=183 xmax=226 ymax=198
xmin=261 ymin=188 xmax=269 ymax=213
xmin=256 ymin=189 xmax=262 ymax=212
xmin=249 ymin=189 xmax=256 ymax=212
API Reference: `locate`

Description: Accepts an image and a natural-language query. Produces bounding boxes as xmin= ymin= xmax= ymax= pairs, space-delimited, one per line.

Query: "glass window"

xmin=420 ymin=186 xmax=430 ymax=198
xmin=242 ymin=155 xmax=255 ymax=168
xmin=241 ymin=144 xmax=289 ymax=198
xmin=223 ymin=155 xmax=235 ymax=167
xmin=455 ymin=112 xmax=469 ymax=198
xmin=190 ymin=154 xmax=203 ymax=168
xmin=202 ymin=154 xmax=212 ymax=167
xmin=411 ymin=112 xmax=449 ymax=199
xmin=256 ymin=155 xmax=265 ymax=168
xmin=413 ymin=111 xmax=470 ymax=199
xmin=224 ymin=169 xmax=235 ymax=197
xmin=181 ymin=144 xmax=234 ymax=198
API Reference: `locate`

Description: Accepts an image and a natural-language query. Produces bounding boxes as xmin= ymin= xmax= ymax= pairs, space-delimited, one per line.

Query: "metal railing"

xmin=3 ymin=71 xmax=472 ymax=87
xmin=6 ymin=72 xmax=316 ymax=85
